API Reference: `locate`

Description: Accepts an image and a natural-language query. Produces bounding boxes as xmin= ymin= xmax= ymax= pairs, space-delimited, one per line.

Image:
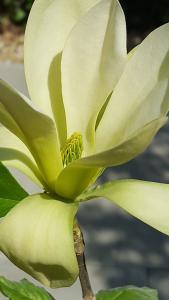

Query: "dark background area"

xmin=0 ymin=0 xmax=33 ymax=24
xmin=121 ymin=0 xmax=169 ymax=49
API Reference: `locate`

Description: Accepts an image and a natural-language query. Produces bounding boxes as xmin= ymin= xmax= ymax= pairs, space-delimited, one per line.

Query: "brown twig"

xmin=73 ymin=223 xmax=94 ymax=300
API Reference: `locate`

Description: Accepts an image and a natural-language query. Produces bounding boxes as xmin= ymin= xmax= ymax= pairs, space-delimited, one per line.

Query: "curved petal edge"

xmin=0 ymin=194 xmax=79 ymax=288
xmin=77 ymin=179 xmax=169 ymax=236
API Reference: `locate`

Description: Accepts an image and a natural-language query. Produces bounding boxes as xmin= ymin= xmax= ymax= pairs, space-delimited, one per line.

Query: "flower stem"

xmin=73 ymin=223 xmax=94 ymax=300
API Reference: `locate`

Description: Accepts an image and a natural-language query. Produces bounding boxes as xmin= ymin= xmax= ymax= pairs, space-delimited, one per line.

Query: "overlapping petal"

xmin=96 ymin=23 xmax=169 ymax=151
xmin=24 ymin=0 xmax=100 ymax=147
xmin=54 ymin=117 xmax=165 ymax=198
xmin=0 ymin=80 xmax=62 ymax=191
xmin=77 ymin=179 xmax=169 ymax=236
xmin=73 ymin=117 xmax=166 ymax=167
xmin=0 ymin=126 xmax=43 ymax=187
xmin=55 ymin=164 xmax=102 ymax=198
xmin=0 ymin=194 xmax=79 ymax=288
xmin=61 ymin=0 xmax=126 ymax=152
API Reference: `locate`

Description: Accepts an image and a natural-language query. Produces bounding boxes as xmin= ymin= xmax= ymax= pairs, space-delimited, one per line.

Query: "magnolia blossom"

xmin=0 ymin=0 xmax=169 ymax=289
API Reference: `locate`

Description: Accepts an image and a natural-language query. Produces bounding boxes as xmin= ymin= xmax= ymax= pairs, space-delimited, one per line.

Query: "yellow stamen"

xmin=61 ymin=132 xmax=83 ymax=167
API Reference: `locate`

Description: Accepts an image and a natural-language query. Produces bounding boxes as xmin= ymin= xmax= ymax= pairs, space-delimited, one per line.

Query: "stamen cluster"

xmin=61 ymin=132 xmax=83 ymax=167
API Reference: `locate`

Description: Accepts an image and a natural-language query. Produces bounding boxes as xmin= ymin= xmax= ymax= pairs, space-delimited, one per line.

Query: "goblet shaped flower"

xmin=0 ymin=0 xmax=169 ymax=289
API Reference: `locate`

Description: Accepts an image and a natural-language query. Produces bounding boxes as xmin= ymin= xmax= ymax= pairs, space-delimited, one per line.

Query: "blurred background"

xmin=0 ymin=1 xmax=169 ymax=300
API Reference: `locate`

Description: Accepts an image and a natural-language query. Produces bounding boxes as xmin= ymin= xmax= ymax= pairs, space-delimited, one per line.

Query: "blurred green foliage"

xmin=0 ymin=0 xmax=34 ymax=24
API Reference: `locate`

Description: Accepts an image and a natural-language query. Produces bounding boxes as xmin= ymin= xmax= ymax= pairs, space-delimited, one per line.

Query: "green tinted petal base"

xmin=0 ymin=194 xmax=79 ymax=288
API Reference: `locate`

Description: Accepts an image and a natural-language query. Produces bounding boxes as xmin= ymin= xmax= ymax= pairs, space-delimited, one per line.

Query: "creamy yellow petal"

xmin=0 ymin=194 xmax=79 ymax=288
xmin=62 ymin=0 xmax=126 ymax=153
xmin=71 ymin=117 xmax=166 ymax=167
xmin=24 ymin=0 xmax=100 ymax=147
xmin=55 ymin=164 xmax=102 ymax=199
xmin=55 ymin=117 xmax=165 ymax=198
xmin=77 ymin=179 xmax=169 ymax=236
xmin=96 ymin=23 xmax=169 ymax=151
xmin=0 ymin=126 xmax=43 ymax=187
xmin=0 ymin=80 xmax=62 ymax=191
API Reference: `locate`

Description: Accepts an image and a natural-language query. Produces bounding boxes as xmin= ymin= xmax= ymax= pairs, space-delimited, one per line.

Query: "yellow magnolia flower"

xmin=0 ymin=0 xmax=169 ymax=289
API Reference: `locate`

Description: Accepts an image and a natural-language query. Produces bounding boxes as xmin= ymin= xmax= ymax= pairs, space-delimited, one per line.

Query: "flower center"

xmin=61 ymin=132 xmax=83 ymax=167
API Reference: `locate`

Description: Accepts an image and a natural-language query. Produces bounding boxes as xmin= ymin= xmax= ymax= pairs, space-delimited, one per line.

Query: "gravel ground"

xmin=0 ymin=22 xmax=24 ymax=62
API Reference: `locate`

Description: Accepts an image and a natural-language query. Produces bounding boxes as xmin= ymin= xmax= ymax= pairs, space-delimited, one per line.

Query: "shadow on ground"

xmin=78 ymin=122 xmax=169 ymax=300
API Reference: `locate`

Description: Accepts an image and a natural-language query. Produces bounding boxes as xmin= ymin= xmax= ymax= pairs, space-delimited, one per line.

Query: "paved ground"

xmin=0 ymin=63 xmax=169 ymax=300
